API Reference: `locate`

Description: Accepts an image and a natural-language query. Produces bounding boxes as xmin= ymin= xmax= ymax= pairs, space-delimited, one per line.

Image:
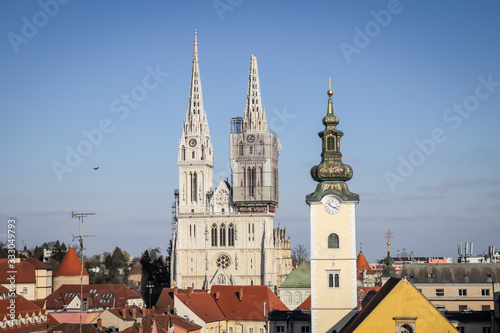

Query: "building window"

xmin=229 ymin=327 xmax=234 ymax=333
xmin=459 ymin=305 xmax=468 ymax=311
xmin=276 ymin=326 xmax=285 ymax=333
xmin=259 ymin=328 xmax=264 ymax=333
xmin=482 ymin=305 xmax=491 ymax=311
xmin=239 ymin=143 xmax=243 ymax=156
xmin=435 ymin=305 xmax=445 ymax=312
xmin=284 ymin=292 xmax=291 ymax=304
xmin=220 ymin=224 xmax=226 ymax=246
xmin=482 ymin=289 xmax=491 ymax=297
xmin=327 ymin=136 xmax=336 ymax=151
xmin=458 ymin=289 xmax=467 ymax=297
xmin=228 ymin=224 xmax=235 ymax=246
xmin=327 ymin=270 xmax=340 ymax=288
xmin=294 ymin=292 xmax=302 ymax=304
xmin=191 ymin=172 xmax=197 ymax=203
xmin=328 ymin=233 xmax=339 ymax=249
xmin=435 ymin=289 xmax=444 ymax=297
xmin=248 ymin=327 xmax=254 ymax=333
xmin=211 ymin=224 xmax=217 ymax=247
xmin=301 ymin=326 xmax=310 ymax=333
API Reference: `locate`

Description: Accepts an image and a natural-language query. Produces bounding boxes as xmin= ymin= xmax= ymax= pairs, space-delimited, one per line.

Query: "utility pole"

xmin=72 ymin=212 xmax=95 ymax=333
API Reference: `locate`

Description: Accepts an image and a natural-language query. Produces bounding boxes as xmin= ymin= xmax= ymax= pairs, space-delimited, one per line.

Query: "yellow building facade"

xmin=343 ymin=278 xmax=457 ymax=333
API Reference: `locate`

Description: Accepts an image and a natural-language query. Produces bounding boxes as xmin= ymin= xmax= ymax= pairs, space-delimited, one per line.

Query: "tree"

xmin=291 ymin=243 xmax=309 ymax=265
xmin=140 ymin=247 xmax=170 ymax=307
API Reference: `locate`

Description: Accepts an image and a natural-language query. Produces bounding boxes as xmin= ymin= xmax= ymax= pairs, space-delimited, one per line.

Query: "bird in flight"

xmin=93 ymin=167 xmax=99 ymax=170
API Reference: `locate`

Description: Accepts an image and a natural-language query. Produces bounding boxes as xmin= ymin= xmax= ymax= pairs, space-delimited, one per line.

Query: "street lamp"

xmin=146 ymin=281 xmax=154 ymax=308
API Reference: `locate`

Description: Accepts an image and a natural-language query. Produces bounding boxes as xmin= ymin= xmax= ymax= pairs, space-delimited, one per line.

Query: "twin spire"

xmin=183 ymin=30 xmax=209 ymax=138
xmin=243 ymin=55 xmax=268 ymax=132
xmin=183 ymin=31 xmax=268 ymax=138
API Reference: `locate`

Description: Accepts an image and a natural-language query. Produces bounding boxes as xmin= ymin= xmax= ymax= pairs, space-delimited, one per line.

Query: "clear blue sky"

xmin=1 ymin=1 xmax=499 ymax=263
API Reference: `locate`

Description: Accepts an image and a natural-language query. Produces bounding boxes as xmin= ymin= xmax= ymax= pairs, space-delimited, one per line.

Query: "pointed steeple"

xmin=306 ymin=79 xmax=359 ymax=203
xmin=181 ymin=30 xmax=210 ymax=139
xmin=243 ymin=55 xmax=268 ymax=132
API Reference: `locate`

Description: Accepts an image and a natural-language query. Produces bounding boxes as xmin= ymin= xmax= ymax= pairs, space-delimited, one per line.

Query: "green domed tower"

xmin=306 ymin=85 xmax=359 ymax=203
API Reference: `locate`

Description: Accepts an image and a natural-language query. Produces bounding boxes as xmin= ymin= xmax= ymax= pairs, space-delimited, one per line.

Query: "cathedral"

xmin=170 ymin=31 xmax=292 ymax=291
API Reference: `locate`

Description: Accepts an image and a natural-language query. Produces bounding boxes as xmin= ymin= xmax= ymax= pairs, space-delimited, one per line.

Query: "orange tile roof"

xmin=0 ymin=259 xmax=36 ymax=283
xmin=210 ymin=285 xmax=289 ymax=321
xmin=155 ymin=288 xmax=207 ymax=314
xmin=0 ymin=295 xmax=59 ymax=332
xmin=176 ymin=293 xmax=225 ymax=323
xmin=23 ymin=258 xmax=53 ymax=270
xmin=46 ymin=284 xmax=142 ymax=310
xmin=356 ymin=251 xmax=374 ymax=274
xmin=54 ymin=247 xmax=89 ymax=277
xmin=297 ymin=295 xmax=311 ymax=310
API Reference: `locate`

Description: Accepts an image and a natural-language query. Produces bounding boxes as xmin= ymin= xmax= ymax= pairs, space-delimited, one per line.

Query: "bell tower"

xmin=178 ymin=30 xmax=214 ymax=214
xmin=306 ymin=80 xmax=359 ymax=333
xmin=229 ymin=55 xmax=281 ymax=211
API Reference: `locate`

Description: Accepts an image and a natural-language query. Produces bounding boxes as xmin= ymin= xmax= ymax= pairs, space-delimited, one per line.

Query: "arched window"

xmin=328 ymin=274 xmax=334 ymax=288
xmin=327 ymin=136 xmax=336 ymax=151
xmin=220 ymin=224 xmax=226 ymax=246
xmin=211 ymin=224 xmax=217 ymax=247
xmin=335 ymin=274 xmax=340 ymax=288
xmin=201 ymin=146 xmax=205 ymax=160
xmin=181 ymin=146 xmax=185 ymax=161
xmin=239 ymin=142 xmax=244 ymax=156
xmin=228 ymin=224 xmax=235 ymax=246
xmin=328 ymin=233 xmax=339 ymax=249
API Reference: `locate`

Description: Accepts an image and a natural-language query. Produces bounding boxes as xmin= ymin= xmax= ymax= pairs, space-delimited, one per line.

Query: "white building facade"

xmin=171 ymin=31 xmax=292 ymax=291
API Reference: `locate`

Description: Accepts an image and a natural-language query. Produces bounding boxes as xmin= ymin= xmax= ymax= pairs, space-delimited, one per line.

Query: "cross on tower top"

xmin=385 ymin=229 xmax=393 ymax=252
xmin=327 ymin=76 xmax=333 ymax=90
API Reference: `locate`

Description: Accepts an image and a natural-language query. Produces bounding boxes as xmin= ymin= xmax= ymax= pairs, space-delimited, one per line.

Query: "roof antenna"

xmin=71 ymin=212 xmax=95 ymax=333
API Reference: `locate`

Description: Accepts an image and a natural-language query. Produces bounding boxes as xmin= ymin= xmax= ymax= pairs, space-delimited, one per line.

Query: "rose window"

xmin=216 ymin=254 xmax=231 ymax=269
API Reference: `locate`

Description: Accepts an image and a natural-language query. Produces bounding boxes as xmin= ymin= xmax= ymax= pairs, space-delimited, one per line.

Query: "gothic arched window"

xmin=228 ymin=224 xmax=235 ymax=246
xmin=181 ymin=146 xmax=185 ymax=161
xmin=335 ymin=274 xmax=340 ymax=287
xmin=191 ymin=172 xmax=197 ymax=203
xmin=239 ymin=142 xmax=243 ymax=156
xmin=211 ymin=224 xmax=217 ymax=247
xmin=220 ymin=224 xmax=226 ymax=246
xmin=328 ymin=274 xmax=333 ymax=288
xmin=328 ymin=233 xmax=339 ymax=249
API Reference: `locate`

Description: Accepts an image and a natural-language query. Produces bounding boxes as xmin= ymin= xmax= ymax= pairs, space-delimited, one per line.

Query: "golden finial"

xmin=327 ymin=76 xmax=333 ymax=96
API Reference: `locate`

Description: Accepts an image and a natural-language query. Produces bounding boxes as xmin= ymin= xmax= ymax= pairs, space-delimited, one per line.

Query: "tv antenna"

xmin=71 ymin=212 xmax=95 ymax=333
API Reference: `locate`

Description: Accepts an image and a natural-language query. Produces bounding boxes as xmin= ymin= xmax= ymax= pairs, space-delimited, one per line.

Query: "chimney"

xmin=122 ymin=308 xmax=127 ymax=319
xmin=215 ymin=291 xmax=220 ymax=300
xmin=97 ymin=318 xmax=102 ymax=328
xmin=238 ymin=288 xmax=243 ymax=302
xmin=142 ymin=306 xmax=147 ymax=315
xmin=139 ymin=326 xmax=143 ymax=333
xmin=132 ymin=307 xmax=137 ymax=318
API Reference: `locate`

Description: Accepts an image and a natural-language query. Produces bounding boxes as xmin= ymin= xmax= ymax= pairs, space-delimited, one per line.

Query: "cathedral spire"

xmin=306 ymin=79 xmax=359 ymax=203
xmin=243 ymin=55 xmax=268 ymax=132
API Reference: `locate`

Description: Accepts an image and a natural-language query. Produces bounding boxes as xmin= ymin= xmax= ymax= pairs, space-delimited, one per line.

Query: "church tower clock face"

xmin=189 ymin=139 xmax=197 ymax=147
xmin=325 ymin=198 xmax=340 ymax=215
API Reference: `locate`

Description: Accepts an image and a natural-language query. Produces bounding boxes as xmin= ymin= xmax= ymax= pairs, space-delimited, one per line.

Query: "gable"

xmin=347 ymin=279 xmax=456 ymax=332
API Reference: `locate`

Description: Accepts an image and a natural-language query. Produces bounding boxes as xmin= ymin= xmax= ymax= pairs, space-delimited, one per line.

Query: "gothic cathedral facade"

xmin=171 ymin=31 xmax=292 ymax=291
xmin=306 ymin=87 xmax=360 ymax=332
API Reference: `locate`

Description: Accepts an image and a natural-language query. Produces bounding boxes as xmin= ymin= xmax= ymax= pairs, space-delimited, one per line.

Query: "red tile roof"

xmin=297 ymin=295 xmax=311 ymax=310
xmin=23 ymin=258 xmax=53 ymax=270
xmin=176 ymin=293 xmax=225 ymax=323
xmin=356 ymin=251 xmax=373 ymax=274
xmin=0 ymin=260 xmax=36 ymax=284
xmin=210 ymin=285 xmax=289 ymax=321
xmin=155 ymin=288 xmax=207 ymax=314
xmin=45 ymin=284 xmax=142 ymax=310
xmin=0 ymin=295 xmax=59 ymax=332
xmin=54 ymin=247 xmax=89 ymax=277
